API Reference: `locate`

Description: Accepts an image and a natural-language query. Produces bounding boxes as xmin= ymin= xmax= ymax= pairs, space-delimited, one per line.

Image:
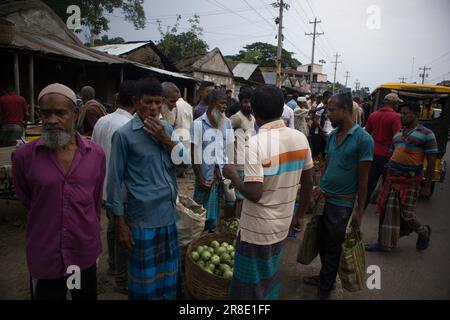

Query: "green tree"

xmin=226 ymin=42 xmax=301 ymax=69
xmin=156 ymin=14 xmax=209 ymax=63
xmin=43 ymin=0 xmax=145 ymax=44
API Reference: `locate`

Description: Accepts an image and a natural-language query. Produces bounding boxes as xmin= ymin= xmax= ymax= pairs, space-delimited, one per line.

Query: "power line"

xmin=426 ymin=50 xmax=450 ymax=67
xmin=205 ymin=0 xmax=271 ymax=31
xmin=104 ymin=13 xmax=270 ymax=38
xmin=146 ymin=5 xmax=272 ymax=20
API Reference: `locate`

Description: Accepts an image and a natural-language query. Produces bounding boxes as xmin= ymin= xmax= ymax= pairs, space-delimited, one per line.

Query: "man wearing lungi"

xmin=366 ymin=101 xmax=436 ymax=252
xmin=224 ymin=85 xmax=314 ymax=299
xmin=191 ymin=89 xmax=235 ymax=231
xmin=303 ymin=93 xmax=374 ymax=300
xmin=107 ymin=77 xmax=186 ymax=300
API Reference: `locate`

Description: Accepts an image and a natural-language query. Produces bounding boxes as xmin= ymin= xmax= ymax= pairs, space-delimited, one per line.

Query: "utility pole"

xmin=399 ymin=76 xmax=407 ymax=83
xmin=273 ymin=0 xmax=290 ymax=88
xmin=355 ymin=79 xmax=361 ymax=91
xmin=332 ymin=53 xmax=342 ymax=93
xmin=419 ymin=66 xmax=431 ymax=84
xmin=344 ymin=71 xmax=351 ymax=88
xmin=305 ymin=18 xmax=323 ymax=92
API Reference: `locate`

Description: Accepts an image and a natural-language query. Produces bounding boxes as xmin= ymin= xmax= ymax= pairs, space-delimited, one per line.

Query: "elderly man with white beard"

xmin=11 ymin=83 xmax=106 ymax=300
xmin=191 ymin=88 xmax=235 ymax=231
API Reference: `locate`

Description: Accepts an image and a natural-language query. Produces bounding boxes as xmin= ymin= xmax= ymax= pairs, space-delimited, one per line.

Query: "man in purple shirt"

xmin=11 ymin=83 xmax=106 ymax=300
xmin=193 ymin=82 xmax=215 ymax=120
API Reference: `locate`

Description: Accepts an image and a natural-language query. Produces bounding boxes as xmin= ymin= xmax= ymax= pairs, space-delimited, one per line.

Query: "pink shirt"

xmin=11 ymin=133 xmax=105 ymax=279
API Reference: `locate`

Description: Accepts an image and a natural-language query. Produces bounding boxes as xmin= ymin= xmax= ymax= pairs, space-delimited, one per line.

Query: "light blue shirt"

xmin=319 ymin=124 xmax=374 ymax=208
xmin=106 ymin=115 xmax=185 ymax=228
xmin=190 ymin=112 xmax=235 ymax=181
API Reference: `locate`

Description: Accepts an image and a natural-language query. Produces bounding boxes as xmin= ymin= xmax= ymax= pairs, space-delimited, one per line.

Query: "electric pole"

xmin=355 ymin=79 xmax=361 ymax=91
xmin=419 ymin=66 xmax=431 ymax=84
xmin=305 ymin=18 xmax=323 ymax=92
xmin=332 ymin=53 xmax=342 ymax=93
xmin=399 ymin=76 xmax=407 ymax=83
xmin=273 ymin=0 xmax=290 ymax=88
xmin=344 ymin=71 xmax=350 ymax=88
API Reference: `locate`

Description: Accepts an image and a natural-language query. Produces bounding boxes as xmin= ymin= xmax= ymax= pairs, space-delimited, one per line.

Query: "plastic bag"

xmin=176 ymin=194 xmax=207 ymax=247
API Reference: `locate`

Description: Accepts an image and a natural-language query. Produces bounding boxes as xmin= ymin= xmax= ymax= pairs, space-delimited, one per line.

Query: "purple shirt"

xmin=11 ymin=133 xmax=106 ymax=279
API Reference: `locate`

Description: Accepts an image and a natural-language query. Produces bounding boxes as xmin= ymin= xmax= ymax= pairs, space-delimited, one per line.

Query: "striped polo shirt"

xmin=389 ymin=124 xmax=438 ymax=174
xmin=239 ymin=119 xmax=313 ymax=245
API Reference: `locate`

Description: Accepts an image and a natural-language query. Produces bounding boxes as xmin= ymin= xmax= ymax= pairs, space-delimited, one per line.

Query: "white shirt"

xmin=282 ymin=104 xmax=295 ymax=129
xmin=174 ymin=98 xmax=193 ymax=140
xmin=91 ymin=108 xmax=134 ymax=200
xmin=230 ymin=111 xmax=256 ymax=171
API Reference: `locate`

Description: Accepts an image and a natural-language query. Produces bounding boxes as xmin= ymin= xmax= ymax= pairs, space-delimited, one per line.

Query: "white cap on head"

xmin=38 ymin=83 xmax=77 ymax=106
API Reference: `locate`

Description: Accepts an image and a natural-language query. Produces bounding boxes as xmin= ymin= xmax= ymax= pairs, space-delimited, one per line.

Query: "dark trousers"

xmin=31 ymin=264 xmax=97 ymax=300
xmin=365 ymin=155 xmax=390 ymax=209
xmin=310 ymin=133 xmax=326 ymax=158
xmin=318 ymin=203 xmax=353 ymax=294
xmin=106 ymin=208 xmax=129 ymax=287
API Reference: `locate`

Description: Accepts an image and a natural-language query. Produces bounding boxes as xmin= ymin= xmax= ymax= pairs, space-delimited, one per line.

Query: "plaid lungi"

xmin=229 ymin=234 xmax=285 ymax=300
xmin=194 ymin=180 xmax=234 ymax=231
xmin=375 ymin=173 xmax=422 ymax=248
xmin=128 ymin=223 xmax=182 ymax=300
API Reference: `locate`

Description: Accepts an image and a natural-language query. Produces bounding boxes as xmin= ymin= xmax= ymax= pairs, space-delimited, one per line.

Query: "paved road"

xmin=281 ymin=143 xmax=450 ymax=300
xmin=343 ymin=143 xmax=450 ymax=300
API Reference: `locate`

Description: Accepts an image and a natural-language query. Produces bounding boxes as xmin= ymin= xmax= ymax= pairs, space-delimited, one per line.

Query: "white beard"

xmin=40 ymin=123 xmax=75 ymax=149
xmin=212 ymin=109 xmax=225 ymax=127
xmin=161 ymin=103 xmax=176 ymax=126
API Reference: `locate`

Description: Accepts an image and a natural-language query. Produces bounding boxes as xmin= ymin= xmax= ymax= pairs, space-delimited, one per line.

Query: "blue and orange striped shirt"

xmin=389 ymin=124 xmax=438 ymax=174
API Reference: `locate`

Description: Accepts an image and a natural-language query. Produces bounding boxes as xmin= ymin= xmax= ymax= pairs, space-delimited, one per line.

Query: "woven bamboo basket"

xmin=185 ymin=232 xmax=236 ymax=300
xmin=0 ymin=19 xmax=15 ymax=44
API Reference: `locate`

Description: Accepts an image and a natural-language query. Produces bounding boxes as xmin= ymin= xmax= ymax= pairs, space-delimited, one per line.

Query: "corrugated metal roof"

xmin=1 ymin=31 xmax=200 ymax=81
xmin=130 ymin=61 xmax=196 ymax=80
xmin=8 ymin=31 xmax=123 ymax=64
xmin=232 ymin=63 xmax=258 ymax=80
xmin=92 ymin=42 xmax=150 ymax=56
xmin=262 ymin=72 xmax=276 ymax=85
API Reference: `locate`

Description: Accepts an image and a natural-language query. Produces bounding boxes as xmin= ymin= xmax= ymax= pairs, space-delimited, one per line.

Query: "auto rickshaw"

xmin=368 ymin=83 xmax=450 ymax=196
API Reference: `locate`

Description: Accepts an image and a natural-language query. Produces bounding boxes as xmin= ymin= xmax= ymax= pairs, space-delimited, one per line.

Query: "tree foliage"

xmin=226 ymin=42 xmax=301 ymax=69
xmin=43 ymin=0 xmax=145 ymax=41
xmin=156 ymin=14 xmax=209 ymax=63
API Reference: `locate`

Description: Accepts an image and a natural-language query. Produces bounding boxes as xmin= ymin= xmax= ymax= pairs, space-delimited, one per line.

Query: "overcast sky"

xmin=84 ymin=0 xmax=450 ymax=91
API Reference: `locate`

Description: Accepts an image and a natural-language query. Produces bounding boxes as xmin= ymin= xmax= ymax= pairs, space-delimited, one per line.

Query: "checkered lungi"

xmin=229 ymin=234 xmax=285 ymax=300
xmin=375 ymin=172 xmax=423 ymax=248
xmin=128 ymin=223 xmax=182 ymax=300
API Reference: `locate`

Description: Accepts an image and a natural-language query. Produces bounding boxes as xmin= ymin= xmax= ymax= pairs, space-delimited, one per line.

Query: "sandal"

xmin=365 ymin=243 xmax=386 ymax=252
xmin=416 ymin=225 xmax=431 ymax=250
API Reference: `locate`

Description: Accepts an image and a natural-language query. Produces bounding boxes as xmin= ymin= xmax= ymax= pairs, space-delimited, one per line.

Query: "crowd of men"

xmin=2 ymin=76 xmax=437 ymax=300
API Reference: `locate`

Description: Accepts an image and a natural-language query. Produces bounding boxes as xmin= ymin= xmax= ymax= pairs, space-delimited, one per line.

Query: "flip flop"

xmin=365 ymin=243 xmax=385 ymax=252
xmin=416 ymin=225 xmax=431 ymax=250
xmin=288 ymin=230 xmax=298 ymax=238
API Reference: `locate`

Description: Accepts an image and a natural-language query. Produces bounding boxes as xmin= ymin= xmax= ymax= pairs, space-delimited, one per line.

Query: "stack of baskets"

xmin=185 ymin=232 xmax=236 ymax=300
